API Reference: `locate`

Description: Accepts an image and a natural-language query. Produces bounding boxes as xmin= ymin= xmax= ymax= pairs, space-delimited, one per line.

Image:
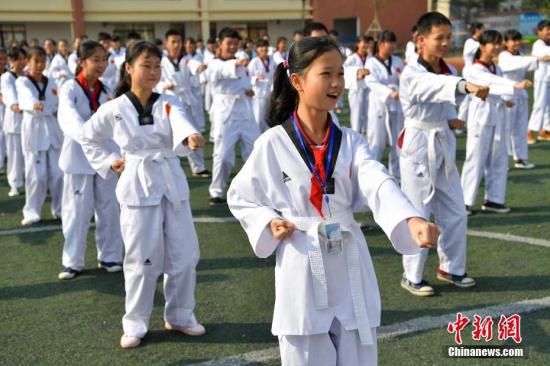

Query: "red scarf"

xmin=294 ymin=112 xmax=332 ymax=219
xmin=76 ymin=72 xmax=102 ymax=111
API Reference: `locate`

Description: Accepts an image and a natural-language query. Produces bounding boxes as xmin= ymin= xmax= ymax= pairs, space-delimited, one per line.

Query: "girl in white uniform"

xmin=79 ymin=41 xmax=206 ymax=349
xmin=228 ymin=36 xmax=439 ymax=366
xmin=16 ymin=46 xmax=63 ymax=226
xmin=457 ymin=22 xmax=484 ymax=125
xmin=365 ymin=31 xmax=405 ymax=179
xmin=1 ymin=47 xmax=26 ymax=196
xmin=98 ymin=32 xmax=120 ymax=97
xmin=0 ymin=49 xmax=7 ymax=177
xmin=272 ymin=36 xmax=288 ymax=65
xmin=343 ymin=36 xmax=371 ymax=136
xmin=461 ymin=30 xmax=532 ymax=214
xmin=248 ymin=39 xmax=275 ymax=133
xmin=527 ymin=20 xmax=550 ymax=143
xmin=57 ymin=40 xmax=124 ymax=280
xmin=498 ymin=29 xmax=538 ymax=169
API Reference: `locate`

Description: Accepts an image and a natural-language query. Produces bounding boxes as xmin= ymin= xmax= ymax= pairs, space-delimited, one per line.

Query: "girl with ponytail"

xmin=462 ymin=30 xmax=532 ymax=213
xmin=228 ymin=36 xmax=439 ymax=365
xmin=79 ymin=40 xmax=207 ymax=349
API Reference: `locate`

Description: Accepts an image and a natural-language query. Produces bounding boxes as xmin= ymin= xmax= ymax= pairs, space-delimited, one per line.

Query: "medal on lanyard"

xmin=291 ymin=113 xmax=342 ymax=253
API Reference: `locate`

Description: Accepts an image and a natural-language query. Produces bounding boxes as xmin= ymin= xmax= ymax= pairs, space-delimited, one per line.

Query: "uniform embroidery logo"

xmin=144 ymin=258 xmax=152 ymax=266
xmin=51 ymin=88 xmax=57 ymax=96
xmin=283 ymin=172 xmax=291 ymax=183
xmin=114 ymin=114 xmax=123 ymax=122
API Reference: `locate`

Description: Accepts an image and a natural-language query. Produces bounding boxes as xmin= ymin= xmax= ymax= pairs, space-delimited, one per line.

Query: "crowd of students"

xmin=0 ymin=11 xmax=548 ymax=364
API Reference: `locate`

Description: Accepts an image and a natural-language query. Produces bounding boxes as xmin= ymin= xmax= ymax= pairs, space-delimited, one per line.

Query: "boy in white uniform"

xmin=399 ymin=12 xmax=489 ymax=296
xmin=1 ymin=47 xmax=26 ymax=197
xmin=48 ymin=39 xmax=73 ymax=88
xmin=207 ymin=27 xmax=259 ymax=205
xmin=98 ymin=32 xmax=119 ymax=97
xmin=527 ymin=20 xmax=550 ymax=143
xmin=158 ymin=30 xmax=210 ymax=178
xmin=16 ymin=46 xmax=63 ymax=225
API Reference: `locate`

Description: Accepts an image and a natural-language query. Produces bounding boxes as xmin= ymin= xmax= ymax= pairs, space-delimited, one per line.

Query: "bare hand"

xmin=236 ymin=58 xmax=249 ymax=67
xmin=257 ymin=74 xmax=265 ymax=80
xmin=390 ymin=91 xmax=399 ymax=100
xmin=11 ymin=104 xmax=21 ymax=113
xmin=33 ymin=102 xmax=44 ymax=111
xmin=164 ymin=83 xmax=175 ymax=91
xmin=538 ymin=55 xmax=550 ymax=62
xmin=269 ymin=219 xmax=296 ymax=240
xmin=466 ymin=82 xmax=489 ymax=101
xmin=514 ymin=80 xmax=532 ymax=90
xmin=505 ymin=100 xmax=515 ymax=108
xmin=449 ymin=119 xmax=465 ymax=129
xmin=407 ymin=217 xmax=439 ymax=249
xmin=357 ymin=68 xmax=370 ymax=79
xmin=111 ymin=158 xmax=125 ymax=173
xmin=245 ymin=89 xmax=255 ymax=97
xmin=184 ymin=133 xmax=205 ymax=150
xmin=197 ymin=64 xmax=208 ymax=73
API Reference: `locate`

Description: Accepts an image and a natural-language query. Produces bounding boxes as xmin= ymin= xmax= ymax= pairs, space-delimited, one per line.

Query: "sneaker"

xmin=437 ymin=268 xmax=476 ymax=288
xmin=481 ymin=201 xmax=511 ymax=213
xmin=8 ymin=187 xmax=20 ymax=197
xmin=51 ymin=213 xmax=61 ymax=220
xmin=192 ymin=169 xmax=211 ymax=178
xmin=514 ymin=160 xmax=535 ymax=169
xmin=58 ymin=267 xmax=80 ymax=280
xmin=537 ymin=130 xmax=550 ymax=141
xmin=208 ymin=196 xmax=226 ymax=206
xmin=466 ymin=205 xmax=473 ymax=216
xmin=21 ymin=217 xmax=40 ymax=226
xmin=400 ymin=276 xmax=434 ymax=297
xmin=454 ymin=128 xmax=465 ymax=135
xmin=98 ymin=261 xmax=123 ymax=272
xmin=120 ymin=334 xmax=141 ymax=349
xmin=165 ymin=322 xmax=206 ymax=336
xmin=527 ymin=131 xmax=537 ymax=145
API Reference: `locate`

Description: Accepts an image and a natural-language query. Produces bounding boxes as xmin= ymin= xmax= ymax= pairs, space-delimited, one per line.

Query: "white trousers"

xmin=61 ymin=173 xmax=123 ymax=271
xmin=461 ymin=121 xmax=508 ymax=206
xmin=209 ymin=118 xmax=259 ymax=198
xmin=0 ymin=130 xmax=5 ymax=169
xmin=348 ymin=89 xmax=369 ymax=135
xmin=367 ymin=110 xmax=402 ymax=178
xmin=186 ymin=148 xmax=206 ymax=174
xmin=5 ymin=133 xmax=24 ymax=189
xmin=252 ymin=94 xmax=270 ymax=133
xmin=121 ymin=198 xmax=200 ymax=338
xmin=278 ymin=319 xmax=377 ymax=366
xmin=400 ymin=131 xmax=468 ymax=283
xmin=22 ymin=147 xmax=63 ymax=221
xmin=528 ymin=80 xmax=550 ymax=132
xmin=505 ymin=97 xmax=529 ymax=161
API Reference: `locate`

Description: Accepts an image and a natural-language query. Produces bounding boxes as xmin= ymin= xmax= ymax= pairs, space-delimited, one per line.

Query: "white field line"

xmin=2 ymin=217 xmax=550 ymax=250
xmin=188 ymin=295 xmax=550 ymax=366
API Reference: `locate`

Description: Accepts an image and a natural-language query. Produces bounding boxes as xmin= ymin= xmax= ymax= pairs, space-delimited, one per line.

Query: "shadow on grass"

xmin=197 ymin=256 xmax=274 ymax=271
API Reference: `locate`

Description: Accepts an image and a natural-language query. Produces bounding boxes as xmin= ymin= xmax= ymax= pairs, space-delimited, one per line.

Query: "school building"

xmin=0 ymin=0 xmax=443 ymax=48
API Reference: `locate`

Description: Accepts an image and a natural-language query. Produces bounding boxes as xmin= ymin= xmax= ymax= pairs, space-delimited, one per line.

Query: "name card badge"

xmin=324 ymin=222 xmax=342 ymax=254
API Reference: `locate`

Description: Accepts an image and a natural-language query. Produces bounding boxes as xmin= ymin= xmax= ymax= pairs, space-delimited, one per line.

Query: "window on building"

xmin=113 ymin=24 xmax=155 ymax=42
xmin=334 ymin=18 xmax=358 ymax=45
xmin=0 ymin=24 xmax=26 ymax=48
xmin=224 ymin=22 xmax=267 ymax=42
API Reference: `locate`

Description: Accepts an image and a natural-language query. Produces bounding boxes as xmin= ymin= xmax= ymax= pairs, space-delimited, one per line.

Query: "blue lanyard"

xmin=291 ymin=113 xmax=335 ymax=196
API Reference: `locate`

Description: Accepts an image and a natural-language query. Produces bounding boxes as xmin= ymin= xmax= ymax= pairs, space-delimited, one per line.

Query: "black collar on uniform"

xmin=26 ymin=74 xmax=49 ymax=101
xmin=168 ymin=56 xmax=183 ymax=71
xmin=281 ymin=117 xmax=342 ymax=194
xmin=374 ymin=54 xmax=392 ymax=75
xmin=124 ymin=91 xmax=160 ymax=125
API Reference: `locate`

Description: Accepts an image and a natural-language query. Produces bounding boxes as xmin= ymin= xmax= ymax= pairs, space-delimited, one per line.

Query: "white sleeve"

xmin=344 ymin=66 xmax=365 ymax=89
xmin=351 ymin=134 xmax=422 ymax=255
xmin=209 ymin=59 xmax=239 ymax=81
xmin=15 ymin=79 xmax=38 ymax=113
xmin=227 ymin=137 xmax=282 ymax=258
xmin=1 ymin=75 xmax=18 ymax=108
xmin=166 ymin=96 xmax=200 ymax=156
xmin=400 ymin=69 xmax=462 ymax=105
xmin=462 ymin=65 xmax=515 ymax=97
xmin=365 ymin=66 xmax=393 ymax=104
xmin=80 ymin=104 xmax=122 ymax=178
xmin=498 ymin=53 xmax=538 ymax=73
xmin=58 ymin=82 xmax=86 ymax=141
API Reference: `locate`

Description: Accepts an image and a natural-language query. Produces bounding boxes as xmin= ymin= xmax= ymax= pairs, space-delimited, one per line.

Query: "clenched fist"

xmin=407 ymin=217 xmax=439 ymax=249
xmin=184 ymin=133 xmax=205 ymax=150
xmin=269 ymin=219 xmax=296 ymax=241
xmin=111 ymin=158 xmax=125 ymax=173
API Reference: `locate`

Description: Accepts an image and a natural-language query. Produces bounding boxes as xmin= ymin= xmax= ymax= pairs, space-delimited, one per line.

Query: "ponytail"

xmin=267 ymin=62 xmax=298 ymax=127
xmin=266 ymin=36 xmax=342 ymax=127
xmin=473 ymin=29 xmax=503 ymax=62
xmin=115 ymin=61 xmax=131 ymax=97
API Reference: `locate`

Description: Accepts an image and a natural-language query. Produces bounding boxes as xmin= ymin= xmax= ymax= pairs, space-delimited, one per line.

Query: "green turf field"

xmin=1 ymin=90 xmax=549 ymax=365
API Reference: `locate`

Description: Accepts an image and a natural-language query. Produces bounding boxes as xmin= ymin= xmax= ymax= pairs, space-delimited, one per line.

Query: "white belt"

xmin=282 ymin=210 xmax=374 ymax=345
xmin=125 ymin=148 xmax=181 ymax=211
xmin=405 ymin=119 xmax=452 ymax=204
